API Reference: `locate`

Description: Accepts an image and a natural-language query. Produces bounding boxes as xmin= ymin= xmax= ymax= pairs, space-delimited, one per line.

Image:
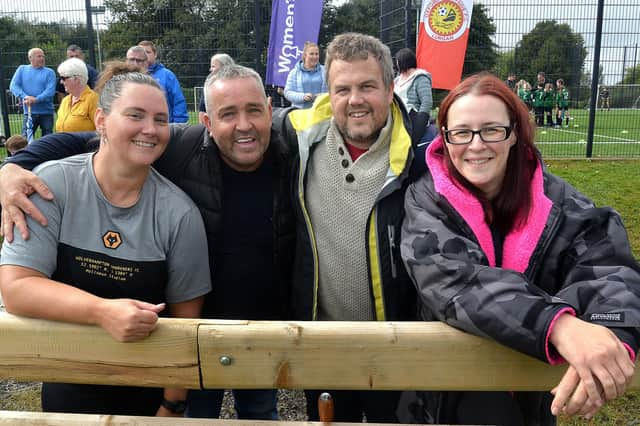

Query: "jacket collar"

xmin=426 ymin=136 xmax=553 ymax=272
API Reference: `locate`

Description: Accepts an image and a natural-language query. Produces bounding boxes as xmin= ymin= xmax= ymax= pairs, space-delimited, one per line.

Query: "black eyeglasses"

xmin=443 ymin=126 xmax=513 ymax=145
xmin=59 ymin=75 xmax=75 ymax=81
xmin=127 ymin=57 xmax=146 ymax=64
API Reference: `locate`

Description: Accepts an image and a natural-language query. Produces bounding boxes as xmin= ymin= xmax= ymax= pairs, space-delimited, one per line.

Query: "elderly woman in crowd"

xmin=55 ymin=57 xmax=98 ymax=132
xmin=401 ymin=73 xmax=639 ymax=424
xmin=198 ymin=53 xmax=235 ymax=124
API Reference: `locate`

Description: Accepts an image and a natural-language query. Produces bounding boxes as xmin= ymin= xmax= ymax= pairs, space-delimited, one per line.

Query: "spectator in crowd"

xmin=532 ymin=79 xmax=546 ymax=127
xmin=401 ymin=73 xmax=639 ymax=424
xmin=138 ymin=40 xmax=189 ymax=123
xmin=600 ymin=86 xmax=611 ymax=111
xmin=55 ymin=45 xmax=99 ymax=105
xmin=125 ymin=46 xmax=149 ymax=72
xmin=284 ymin=41 xmax=327 ymax=109
xmin=0 ymin=64 xmax=296 ymax=421
xmin=0 ymin=64 xmax=211 ymax=417
xmin=555 ymin=78 xmax=570 ymax=127
xmin=66 ymin=45 xmax=99 ymax=88
xmin=543 ymin=82 xmax=555 ymax=127
xmin=266 ymin=84 xmax=290 ymax=108
xmin=504 ymin=71 xmax=517 ymax=92
xmin=536 ymin=71 xmax=549 ymax=87
xmin=208 ymin=53 xmax=234 ymax=75
xmin=393 ymin=47 xmax=433 ymax=143
xmin=198 ymin=53 xmax=235 ymax=124
xmin=515 ymin=79 xmax=532 ymax=111
xmin=5 ymin=135 xmax=28 ymax=156
xmin=9 ymin=47 xmax=57 ymax=138
xmin=531 ymin=71 xmax=549 ymax=114
xmin=55 ymin=57 xmax=98 ymax=132
xmin=283 ymin=32 xmax=426 ymax=423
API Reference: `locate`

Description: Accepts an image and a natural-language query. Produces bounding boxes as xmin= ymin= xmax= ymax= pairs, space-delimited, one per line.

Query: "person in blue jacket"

xmin=284 ymin=42 xmax=327 ymax=109
xmin=9 ymin=48 xmax=57 ymax=138
xmin=139 ymin=40 xmax=189 ymax=123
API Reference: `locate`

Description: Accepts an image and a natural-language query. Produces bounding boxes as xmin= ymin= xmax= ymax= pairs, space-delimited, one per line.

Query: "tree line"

xmin=2 ymin=0 xmax=628 ymax=96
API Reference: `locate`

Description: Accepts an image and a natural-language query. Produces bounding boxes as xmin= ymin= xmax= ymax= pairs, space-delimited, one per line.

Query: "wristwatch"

xmin=161 ymin=398 xmax=187 ymax=414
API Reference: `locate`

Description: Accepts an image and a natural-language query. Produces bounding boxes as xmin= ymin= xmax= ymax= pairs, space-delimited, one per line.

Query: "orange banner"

xmin=416 ymin=0 xmax=473 ymax=90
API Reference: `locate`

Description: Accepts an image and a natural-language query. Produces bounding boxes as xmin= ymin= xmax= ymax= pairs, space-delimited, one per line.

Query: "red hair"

xmin=437 ymin=72 xmax=537 ymax=234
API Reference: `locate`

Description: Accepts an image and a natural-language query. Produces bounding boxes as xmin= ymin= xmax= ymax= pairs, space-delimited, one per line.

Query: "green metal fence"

xmin=1 ymin=0 xmax=638 ymax=157
xmin=380 ymin=0 xmax=640 ymax=158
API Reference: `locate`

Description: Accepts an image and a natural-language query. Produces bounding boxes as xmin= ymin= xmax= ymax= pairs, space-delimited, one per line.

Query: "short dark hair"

xmin=395 ymin=48 xmax=417 ymax=73
xmin=138 ymin=40 xmax=157 ymax=54
xmin=325 ymin=32 xmax=394 ymax=89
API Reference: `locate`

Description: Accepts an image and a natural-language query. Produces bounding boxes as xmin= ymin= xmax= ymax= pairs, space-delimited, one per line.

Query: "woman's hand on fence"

xmin=551 ymin=366 xmax=602 ymax=419
xmin=549 ymin=314 xmax=635 ymax=416
xmin=0 ymin=163 xmax=53 ymax=242
xmin=96 ymin=298 xmax=165 ymax=342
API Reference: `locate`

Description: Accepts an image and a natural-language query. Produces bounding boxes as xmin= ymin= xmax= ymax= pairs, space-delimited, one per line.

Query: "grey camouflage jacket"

xmin=401 ymin=137 xmax=640 ymax=363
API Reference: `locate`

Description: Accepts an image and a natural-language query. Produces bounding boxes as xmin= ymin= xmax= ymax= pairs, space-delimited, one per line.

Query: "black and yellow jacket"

xmin=283 ymin=94 xmax=422 ymax=321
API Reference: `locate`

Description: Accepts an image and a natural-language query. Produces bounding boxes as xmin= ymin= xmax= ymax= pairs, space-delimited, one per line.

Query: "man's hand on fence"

xmin=0 ymin=163 xmax=53 ymax=242
xmin=96 ymin=299 xmax=165 ymax=342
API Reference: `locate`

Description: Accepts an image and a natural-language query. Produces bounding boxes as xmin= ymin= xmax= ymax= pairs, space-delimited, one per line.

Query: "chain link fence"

xmin=381 ymin=0 xmax=640 ymax=158
xmin=1 ymin=0 xmax=638 ymax=157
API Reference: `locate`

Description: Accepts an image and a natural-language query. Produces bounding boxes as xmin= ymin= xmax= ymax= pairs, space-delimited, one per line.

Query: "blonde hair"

xmin=95 ymin=61 xmax=161 ymax=113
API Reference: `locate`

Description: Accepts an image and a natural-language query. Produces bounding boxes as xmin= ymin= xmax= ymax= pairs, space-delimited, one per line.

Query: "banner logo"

xmin=424 ymin=0 xmax=470 ymax=42
xmin=265 ymin=0 xmax=323 ymax=87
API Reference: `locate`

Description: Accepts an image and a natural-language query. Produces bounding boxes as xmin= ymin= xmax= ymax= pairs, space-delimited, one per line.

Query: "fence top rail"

xmin=0 ymin=313 xmax=638 ymax=391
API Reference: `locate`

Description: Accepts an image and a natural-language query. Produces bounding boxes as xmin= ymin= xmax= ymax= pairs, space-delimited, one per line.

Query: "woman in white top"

xmin=394 ymin=48 xmax=433 ymax=142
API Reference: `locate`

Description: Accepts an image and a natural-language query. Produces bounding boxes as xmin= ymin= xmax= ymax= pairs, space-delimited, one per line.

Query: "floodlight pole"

xmin=85 ymin=0 xmax=97 ymax=69
xmin=586 ymin=0 xmax=604 ymax=158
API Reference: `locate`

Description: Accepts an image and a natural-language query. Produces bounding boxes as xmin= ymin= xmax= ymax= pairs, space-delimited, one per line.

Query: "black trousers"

xmin=42 ymin=382 xmax=163 ymax=416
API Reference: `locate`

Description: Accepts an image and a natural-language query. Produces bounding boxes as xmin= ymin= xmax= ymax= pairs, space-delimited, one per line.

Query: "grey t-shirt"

xmin=1 ymin=153 xmax=211 ymax=304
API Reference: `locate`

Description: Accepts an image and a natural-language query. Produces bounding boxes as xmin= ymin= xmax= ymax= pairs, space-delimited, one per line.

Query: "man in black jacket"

xmin=283 ymin=32 xmax=426 ymax=423
xmin=0 ymin=65 xmax=295 ymax=421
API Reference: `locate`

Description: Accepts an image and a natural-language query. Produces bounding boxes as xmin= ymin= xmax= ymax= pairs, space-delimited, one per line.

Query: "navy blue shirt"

xmin=208 ymin=151 xmax=277 ymax=319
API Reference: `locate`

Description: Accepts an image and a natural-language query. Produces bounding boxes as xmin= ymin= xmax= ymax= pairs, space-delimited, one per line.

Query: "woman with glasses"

xmin=55 ymin=57 xmax=98 ymax=132
xmin=401 ymin=73 xmax=639 ymax=424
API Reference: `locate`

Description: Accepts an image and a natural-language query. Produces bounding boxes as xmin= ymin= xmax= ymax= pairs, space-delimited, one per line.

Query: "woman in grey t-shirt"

xmin=0 ymin=64 xmax=211 ymax=417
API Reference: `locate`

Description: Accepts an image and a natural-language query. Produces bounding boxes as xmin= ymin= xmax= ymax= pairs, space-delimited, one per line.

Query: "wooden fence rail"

xmin=1 ymin=313 xmax=638 ymax=424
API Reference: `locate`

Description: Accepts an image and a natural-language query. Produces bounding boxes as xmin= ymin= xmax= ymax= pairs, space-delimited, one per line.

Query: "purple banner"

xmin=265 ymin=0 xmax=324 ymax=87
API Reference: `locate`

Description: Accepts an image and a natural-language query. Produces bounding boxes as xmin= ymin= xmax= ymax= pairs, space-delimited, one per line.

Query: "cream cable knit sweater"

xmin=306 ymin=114 xmax=393 ymax=321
